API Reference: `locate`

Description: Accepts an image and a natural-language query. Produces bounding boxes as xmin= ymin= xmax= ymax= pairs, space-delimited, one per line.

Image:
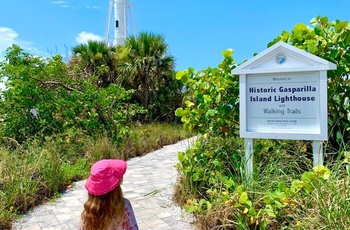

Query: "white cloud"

xmin=0 ymin=27 xmax=43 ymax=91
xmin=85 ymin=5 xmax=100 ymax=10
xmin=0 ymin=27 xmax=43 ymax=61
xmin=75 ymin=31 xmax=103 ymax=44
xmin=51 ymin=0 xmax=66 ymax=3
xmin=0 ymin=27 xmax=11 ymax=89
xmin=0 ymin=27 xmax=19 ymax=60
xmin=51 ymin=1 xmax=68 ymax=8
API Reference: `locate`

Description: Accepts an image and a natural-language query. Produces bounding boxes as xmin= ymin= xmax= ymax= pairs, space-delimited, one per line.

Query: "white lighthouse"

xmin=105 ymin=0 xmax=134 ymax=46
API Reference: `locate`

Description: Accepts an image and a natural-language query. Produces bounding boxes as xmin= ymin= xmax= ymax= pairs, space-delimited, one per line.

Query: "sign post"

xmin=232 ymin=42 xmax=336 ymax=180
xmin=244 ymin=138 xmax=253 ymax=180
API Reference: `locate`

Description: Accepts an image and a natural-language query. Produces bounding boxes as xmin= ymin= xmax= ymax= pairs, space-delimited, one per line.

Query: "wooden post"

xmin=313 ymin=140 xmax=323 ymax=166
xmin=244 ymin=138 xmax=254 ymax=180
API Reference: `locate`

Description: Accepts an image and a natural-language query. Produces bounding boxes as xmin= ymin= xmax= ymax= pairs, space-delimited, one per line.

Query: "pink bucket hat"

xmin=85 ymin=159 xmax=127 ymax=196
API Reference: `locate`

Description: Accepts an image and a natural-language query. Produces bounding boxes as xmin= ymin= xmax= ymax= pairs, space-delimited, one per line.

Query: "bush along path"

xmin=11 ymin=138 xmax=196 ymax=230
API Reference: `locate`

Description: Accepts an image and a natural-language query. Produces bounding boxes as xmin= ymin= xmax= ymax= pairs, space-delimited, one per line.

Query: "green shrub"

xmin=269 ymin=15 xmax=350 ymax=151
xmin=174 ymin=16 xmax=350 ymax=228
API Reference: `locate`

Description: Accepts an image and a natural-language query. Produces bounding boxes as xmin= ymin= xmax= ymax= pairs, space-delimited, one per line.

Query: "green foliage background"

xmin=174 ymin=16 xmax=350 ymax=229
xmin=0 ymin=32 xmax=185 ymax=228
xmin=269 ymin=15 xmax=350 ymax=151
xmin=0 ymin=15 xmax=349 ymax=230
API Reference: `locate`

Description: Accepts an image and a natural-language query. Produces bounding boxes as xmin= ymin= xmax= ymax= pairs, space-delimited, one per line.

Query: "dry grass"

xmin=173 ymin=136 xmax=349 ymax=230
xmin=119 ymin=123 xmax=192 ymax=159
xmin=0 ymin=123 xmax=191 ymax=229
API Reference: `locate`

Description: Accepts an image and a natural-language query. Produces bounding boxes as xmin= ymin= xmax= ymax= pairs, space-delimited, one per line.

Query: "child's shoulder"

xmin=123 ymin=197 xmax=132 ymax=208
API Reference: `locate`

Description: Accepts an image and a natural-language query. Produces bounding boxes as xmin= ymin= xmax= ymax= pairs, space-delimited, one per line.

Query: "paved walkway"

xmin=12 ymin=138 xmax=196 ymax=230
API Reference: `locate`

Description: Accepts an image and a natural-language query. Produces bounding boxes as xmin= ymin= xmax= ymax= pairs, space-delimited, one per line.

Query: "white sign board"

xmin=232 ymin=42 xmax=336 ymax=141
xmin=243 ymin=71 xmax=326 ymax=140
xmin=231 ymin=42 xmax=337 ymax=179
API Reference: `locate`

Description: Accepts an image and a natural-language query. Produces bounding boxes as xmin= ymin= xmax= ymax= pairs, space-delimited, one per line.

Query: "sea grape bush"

xmin=269 ymin=15 xmax=350 ymax=151
xmin=184 ymin=165 xmax=334 ymax=229
xmin=175 ymin=16 xmax=350 ymax=229
xmin=0 ymin=45 xmax=144 ymax=143
xmin=175 ymin=49 xmax=239 ymax=137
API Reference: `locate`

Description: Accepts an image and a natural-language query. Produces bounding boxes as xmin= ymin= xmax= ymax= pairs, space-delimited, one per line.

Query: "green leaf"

xmin=216 ymin=92 xmax=222 ymax=103
xmin=313 ymin=165 xmax=331 ymax=180
xmin=345 ymin=34 xmax=350 ymax=46
xmin=206 ymin=201 xmax=212 ymax=211
xmin=310 ymin=17 xmax=319 ymax=26
xmin=314 ymin=25 xmax=322 ymax=36
xmin=203 ymin=95 xmax=212 ymax=103
xmin=307 ymin=41 xmax=318 ymax=54
xmin=196 ymin=93 xmax=204 ymax=101
xmin=331 ymin=49 xmax=340 ymax=60
xmin=176 ymin=70 xmax=186 ymax=80
xmin=185 ymin=205 xmax=195 ymax=213
xmin=175 ymin=108 xmax=184 ymax=117
xmin=192 ymin=173 xmax=201 ymax=181
xmin=206 ymin=109 xmax=216 ymax=117
xmin=239 ymin=192 xmax=248 ymax=204
xmin=265 ymin=205 xmax=276 ymax=217
xmin=246 ymin=200 xmax=252 ymax=207
xmin=344 ymin=151 xmax=350 ymax=159
xmin=320 ymin=16 xmax=328 ymax=25
xmin=199 ymin=82 xmax=207 ymax=89
xmin=180 ymin=75 xmax=188 ymax=83
xmin=281 ymin=31 xmax=290 ymax=40
xmin=290 ymin=180 xmax=304 ymax=193
xmin=293 ymin=24 xmax=307 ymax=33
xmin=225 ymin=178 xmax=234 ymax=189
xmin=199 ymin=199 xmax=207 ymax=207
xmin=249 ymin=207 xmax=256 ymax=216
xmin=185 ymin=100 xmax=195 ymax=108
xmin=188 ymin=67 xmax=195 ymax=73
xmin=222 ymin=49 xmax=234 ymax=59
xmin=334 ymin=20 xmax=348 ymax=32
xmin=301 ymin=172 xmax=316 ymax=183
xmin=235 ymin=185 xmax=245 ymax=194
xmin=178 ymin=152 xmax=185 ymax=163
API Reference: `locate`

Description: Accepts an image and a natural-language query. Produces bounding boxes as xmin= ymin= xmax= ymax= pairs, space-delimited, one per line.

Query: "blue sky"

xmin=0 ymin=0 xmax=350 ymax=88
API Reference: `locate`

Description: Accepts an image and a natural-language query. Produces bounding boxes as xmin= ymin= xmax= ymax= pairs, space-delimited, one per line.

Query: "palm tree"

xmin=71 ymin=40 xmax=117 ymax=87
xmin=117 ymin=32 xmax=175 ymax=109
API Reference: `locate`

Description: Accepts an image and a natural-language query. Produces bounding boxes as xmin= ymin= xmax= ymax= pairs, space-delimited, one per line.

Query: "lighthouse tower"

xmin=105 ymin=0 xmax=133 ymax=46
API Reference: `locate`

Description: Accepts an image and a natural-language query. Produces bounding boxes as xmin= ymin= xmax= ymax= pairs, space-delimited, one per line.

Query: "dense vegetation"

xmin=0 ymin=15 xmax=349 ymax=230
xmin=0 ymin=32 xmax=190 ymax=229
xmin=174 ymin=16 xmax=349 ymax=229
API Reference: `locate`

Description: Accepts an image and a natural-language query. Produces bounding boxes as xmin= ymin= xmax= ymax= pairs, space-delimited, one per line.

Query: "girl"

xmin=79 ymin=159 xmax=138 ymax=230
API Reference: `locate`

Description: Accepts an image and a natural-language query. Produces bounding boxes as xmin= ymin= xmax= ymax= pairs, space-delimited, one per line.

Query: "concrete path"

xmin=12 ymin=138 xmax=196 ymax=230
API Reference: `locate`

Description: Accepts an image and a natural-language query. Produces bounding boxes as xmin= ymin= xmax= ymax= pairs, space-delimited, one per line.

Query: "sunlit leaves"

xmin=334 ymin=20 xmax=348 ymax=33
xmin=222 ymin=49 xmax=234 ymax=59
xmin=0 ymin=45 xmax=145 ymax=143
xmin=320 ymin=16 xmax=329 ymax=25
xmin=313 ymin=165 xmax=331 ymax=180
xmin=270 ymin=15 xmax=350 ymax=151
xmin=174 ymin=49 xmax=238 ymax=137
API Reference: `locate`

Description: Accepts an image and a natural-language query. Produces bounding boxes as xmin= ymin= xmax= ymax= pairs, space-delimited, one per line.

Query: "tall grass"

xmin=173 ymin=136 xmax=350 ymax=229
xmin=119 ymin=123 xmax=191 ymax=158
xmin=0 ymin=123 xmax=191 ymax=229
xmin=0 ymin=143 xmax=65 ymax=229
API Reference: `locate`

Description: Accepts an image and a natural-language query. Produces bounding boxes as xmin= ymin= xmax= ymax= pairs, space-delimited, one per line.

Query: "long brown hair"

xmin=81 ymin=185 xmax=126 ymax=230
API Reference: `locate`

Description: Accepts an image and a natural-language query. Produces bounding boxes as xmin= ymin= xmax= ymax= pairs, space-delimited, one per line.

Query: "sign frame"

xmin=240 ymin=71 xmax=328 ymax=141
